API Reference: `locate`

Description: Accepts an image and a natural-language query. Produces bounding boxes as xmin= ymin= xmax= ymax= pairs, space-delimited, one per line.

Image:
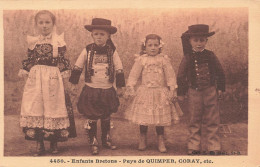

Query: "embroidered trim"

xmin=20 ymin=116 xmax=70 ymax=130
xmin=85 ymin=43 xmax=115 ymax=83
xmin=107 ymin=44 xmax=115 ymax=83
xmin=22 ymin=44 xmax=70 ymax=72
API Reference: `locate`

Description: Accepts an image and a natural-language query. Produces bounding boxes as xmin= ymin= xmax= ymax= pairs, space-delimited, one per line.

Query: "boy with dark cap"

xmin=177 ymin=24 xmax=225 ymax=155
xmin=69 ymin=18 xmax=125 ymax=155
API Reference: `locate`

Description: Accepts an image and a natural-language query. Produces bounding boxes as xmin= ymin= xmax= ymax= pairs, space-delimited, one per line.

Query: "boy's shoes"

xmin=91 ymin=137 xmax=99 ymax=155
xmin=187 ymin=150 xmax=221 ymax=155
xmin=138 ymin=133 xmax=147 ymax=151
xmin=209 ymin=150 xmax=221 ymax=155
xmin=91 ymin=146 xmax=99 ymax=155
xmin=102 ymin=134 xmax=117 ymax=150
xmin=187 ymin=149 xmax=201 ymax=155
xmin=92 ymin=145 xmax=99 ymax=155
xmin=158 ymin=135 xmax=167 ymax=153
xmin=102 ymin=141 xmax=117 ymax=150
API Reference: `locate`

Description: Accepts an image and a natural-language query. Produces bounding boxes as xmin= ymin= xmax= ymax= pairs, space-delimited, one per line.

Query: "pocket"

xmin=49 ymin=72 xmax=59 ymax=97
xmin=26 ymin=70 xmax=36 ymax=87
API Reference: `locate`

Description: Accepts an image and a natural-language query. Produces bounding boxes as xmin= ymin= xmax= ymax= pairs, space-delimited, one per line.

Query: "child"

xmin=177 ymin=24 xmax=225 ymax=155
xmin=69 ymin=18 xmax=125 ymax=155
xmin=18 ymin=10 xmax=76 ymax=156
xmin=124 ymin=34 xmax=179 ymax=153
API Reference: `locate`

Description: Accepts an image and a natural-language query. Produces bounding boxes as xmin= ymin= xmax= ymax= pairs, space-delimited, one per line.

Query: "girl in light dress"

xmin=125 ymin=34 xmax=181 ymax=153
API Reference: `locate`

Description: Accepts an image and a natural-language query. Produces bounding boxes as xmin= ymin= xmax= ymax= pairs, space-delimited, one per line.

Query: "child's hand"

xmin=23 ymin=76 xmax=28 ymax=82
xmin=63 ymin=78 xmax=76 ymax=95
xmin=167 ymin=89 xmax=177 ymax=103
xmin=69 ymin=83 xmax=78 ymax=96
xmin=169 ymin=90 xmax=177 ymax=100
xmin=123 ymin=86 xmax=135 ymax=99
xmin=173 ymin=118 xmax=180 ymax=125
xmin=18 ymin=69 xmax=29 ymax=81
xmin=218 ymin=90 xmax=224 ymax=100
xmin=63 ymin=78 xmax=69 ymax=92
xmin=117 ymin=88 xmax=123 ymax=97
xmin=178 ymin=96 xmax=185 ymax=101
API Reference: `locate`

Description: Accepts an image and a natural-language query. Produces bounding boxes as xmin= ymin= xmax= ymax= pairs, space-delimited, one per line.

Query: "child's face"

xmin=36 ymin=13 xmax=54 ymax=36
xmin=145 ymin=39 xmax=160 ymax=56
xmin=91 ymin=29 xmax=110 ymax=46
xmin=189 ymin=36 xmax=208 ymax=52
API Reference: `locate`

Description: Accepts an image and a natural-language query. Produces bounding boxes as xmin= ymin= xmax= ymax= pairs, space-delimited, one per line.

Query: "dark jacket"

xmin=177 ymin=49 xmax=225 ymax=96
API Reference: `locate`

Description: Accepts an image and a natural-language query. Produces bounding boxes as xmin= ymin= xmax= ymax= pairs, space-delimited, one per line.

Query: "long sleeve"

xmin=113 ymin=50 xmax=125 ymax=88
xmin=162 ymin=55 xmax=177 ymax=90
xmin=58 ymin=46 xmax=71 ymax=78
xmin=127 ymin=56 xmax=143 ymax=87
xmin=20 ymin=35 xmax=39 ymax=74
xmin=18 ymin=49 xmax=35 ymax=78
xmin=212 ymin=53 xmax=225 ymax=92
xmin=177 ymin=56 xmax=189 ymax=96
xmin=22 ymin=49 xmax=35 ymax=72
xmin=74 ymin=49 xmax=87 ymax=68
xmin=69 ymin=49 xmax=86 ymax=84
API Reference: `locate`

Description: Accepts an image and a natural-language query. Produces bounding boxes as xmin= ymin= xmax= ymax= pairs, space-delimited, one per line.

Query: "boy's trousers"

xmin=187 ymin=86 xmax=221 ymax=151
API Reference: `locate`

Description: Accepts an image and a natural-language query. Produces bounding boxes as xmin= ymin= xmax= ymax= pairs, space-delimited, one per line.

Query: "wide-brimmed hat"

xmin=84 ymin=18 xmax=117 ymax=34
xmin=182 ymin=24 xmax=215 ymax=37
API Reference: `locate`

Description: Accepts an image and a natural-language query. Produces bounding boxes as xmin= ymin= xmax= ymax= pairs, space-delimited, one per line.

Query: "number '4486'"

xmin=50 ymin=159 xmax=65 ymax=163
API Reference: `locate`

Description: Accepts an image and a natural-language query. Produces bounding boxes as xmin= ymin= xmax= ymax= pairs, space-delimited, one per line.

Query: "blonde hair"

xmin=35 ymin=10 xmax=56 ymax=25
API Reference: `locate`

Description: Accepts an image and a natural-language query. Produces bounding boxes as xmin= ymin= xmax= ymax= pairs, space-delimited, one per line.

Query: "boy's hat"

xmin=182 ymin=24 xmax=215 ymax=37
xmin=84 ymin=18 xmax=117 ymax=34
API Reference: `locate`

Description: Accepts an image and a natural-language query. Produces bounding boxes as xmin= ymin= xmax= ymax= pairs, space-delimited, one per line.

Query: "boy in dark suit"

xmin=177 ymin=24 xmax=225 ymax=155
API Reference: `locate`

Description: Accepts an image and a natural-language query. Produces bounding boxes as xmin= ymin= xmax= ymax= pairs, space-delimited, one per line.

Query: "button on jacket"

xmin=177 ymin=49 xmax=225 ymax=96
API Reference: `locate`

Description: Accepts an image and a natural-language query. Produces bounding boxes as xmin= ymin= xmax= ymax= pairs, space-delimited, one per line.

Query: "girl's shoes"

xmin=158 ymin=135 xmax=167 ymax=153
xmin=138 ymin=133 xmax=147 ymax=151
xmin=50 ymin=141 xmax=59 ymax=154
xmin=34 ymin=141 xmax=45 ymax=156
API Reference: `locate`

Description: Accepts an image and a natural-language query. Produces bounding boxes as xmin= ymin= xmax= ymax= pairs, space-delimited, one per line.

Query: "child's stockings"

xmin=101 ymin=118 xmax=117 ymax=150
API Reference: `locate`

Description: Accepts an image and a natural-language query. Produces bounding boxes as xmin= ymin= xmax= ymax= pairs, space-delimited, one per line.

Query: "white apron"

xmin=20 ymin=65 xmax=70 ymax=130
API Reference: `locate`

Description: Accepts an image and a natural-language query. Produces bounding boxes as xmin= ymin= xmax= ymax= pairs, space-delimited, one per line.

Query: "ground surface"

xmin=4 ymin=114 xmax=247 ymax=156
xmin=4 ymin=80 xmax=248 ymax=156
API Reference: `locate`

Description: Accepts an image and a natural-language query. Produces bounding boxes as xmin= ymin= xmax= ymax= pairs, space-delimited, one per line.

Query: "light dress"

xmin=125 ymin=54 xmax=178 ymax=126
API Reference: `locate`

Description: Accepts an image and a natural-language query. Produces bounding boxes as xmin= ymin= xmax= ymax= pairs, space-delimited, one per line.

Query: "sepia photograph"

xmin=0 ymin=1 xmax=259 ymax=167
xmin=3 ymin=8 xmax=248 ymax=155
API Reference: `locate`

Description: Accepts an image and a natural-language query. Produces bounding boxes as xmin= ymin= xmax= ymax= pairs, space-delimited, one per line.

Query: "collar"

xmin=93 ymin=43 xmax=107 ymax=54
xmin=39 ymin=33 xmax=52 ymax=41
xmin=93 ymin=42 xmax=115 ymax=55
xmin=192 ymin=48 xmax=205 ymax=53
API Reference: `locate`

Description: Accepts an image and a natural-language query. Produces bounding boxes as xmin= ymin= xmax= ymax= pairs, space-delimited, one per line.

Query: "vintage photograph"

xmin=3 ymin=8 xmax=248 ymax=158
